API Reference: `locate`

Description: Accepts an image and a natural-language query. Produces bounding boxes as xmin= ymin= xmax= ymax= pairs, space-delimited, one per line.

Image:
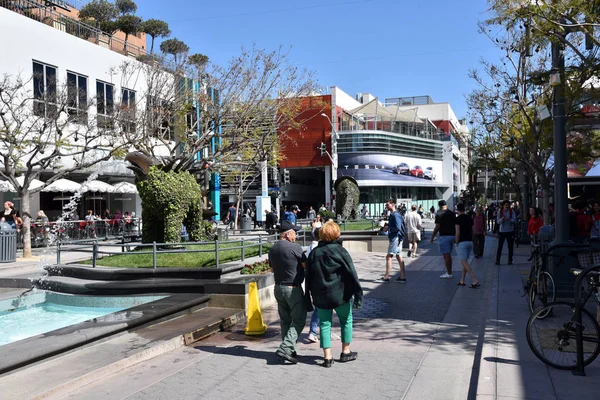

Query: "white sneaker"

xmin=308 ymin=333 xmax=318 ymax=343
xmin=440 ymin=273 xmax=453 ymax=279
xmin=331 ymin=332 xmax=341 ymax=341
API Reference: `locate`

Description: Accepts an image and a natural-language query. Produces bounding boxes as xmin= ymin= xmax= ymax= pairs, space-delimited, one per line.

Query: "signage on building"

xmin=582 ymin=104 xmax=600 ymax=117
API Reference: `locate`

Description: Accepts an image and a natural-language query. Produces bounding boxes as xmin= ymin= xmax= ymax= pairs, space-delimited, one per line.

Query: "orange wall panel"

xmin=279 ymin=95 xmax=333 ymax=168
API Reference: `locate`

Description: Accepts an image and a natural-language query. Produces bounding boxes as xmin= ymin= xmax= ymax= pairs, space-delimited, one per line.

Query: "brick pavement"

xmin=35 ymin=232 xmax=600 ymax=399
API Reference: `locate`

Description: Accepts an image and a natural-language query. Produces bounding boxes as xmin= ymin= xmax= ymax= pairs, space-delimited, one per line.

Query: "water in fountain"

xmin=34 ymin=160 xmax=124 ymax=288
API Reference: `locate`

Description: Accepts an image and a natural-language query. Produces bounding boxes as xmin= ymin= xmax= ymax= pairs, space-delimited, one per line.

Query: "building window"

xmin=67 ymin=71 xmax=88 ymax=124
xmin=121 ymin=88 xmax=136 ymax=133
xmin=96 ymin=80 xmax=114 ymax=128
xmin=147 ymin=96 xmax=174 ymax=140
xmin=33 ymin=61 xmax=57 ymax=118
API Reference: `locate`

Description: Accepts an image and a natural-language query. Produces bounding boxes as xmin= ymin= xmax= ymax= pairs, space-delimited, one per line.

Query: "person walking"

xmin=226 ymin=204 xmax=237 ymax=229
xmin=2 ymin=201 xmax=19 ymax=229
xmin=430 ymin=200 xmax=456 ymax=278
xmin=486 ymin=204 xmax=495 ymax=232
xmin=374 ymin=200 xmax=406 ymax=283
xmin=305 ymin=220 xmax=363 ymax=368
xmin=307 ymin=206 xmax=316 ymax=221
xmin=495 ymin=200 xmax=516 ymax=265
xmin=472 ymin=206 xmax=486 ymax=258
xmin=455 ymin=203 xmax=480 ymax=288
xmin=268 ymin=220 xmax=307 ymax=364
xmin=405 ymin=205 xmax=422 ymax=258
xmin=284 ymin=205 xmax=298 ymax=224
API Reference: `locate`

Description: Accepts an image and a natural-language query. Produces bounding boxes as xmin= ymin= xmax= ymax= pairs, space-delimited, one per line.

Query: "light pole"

xmin=321 ymin=113 xmax=338 ymax=182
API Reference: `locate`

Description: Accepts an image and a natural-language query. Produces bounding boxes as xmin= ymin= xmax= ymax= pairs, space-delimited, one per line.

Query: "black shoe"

xmin=394 ymin=277 xmax=406 ymax=283
xmin=508 ymin=261 xmax=513 ymax=265
xmin=407 ymin=250 xmax=412 ymax=257
xmin=340 ymin=351 xmax=358 ymax=362
xmin=276 ymin=349 xmax=298 ymax=364
xmin=291 ymin=351 xmax=297 ymax=358
xmin=322 ymin=358 xmax=334 ymax=368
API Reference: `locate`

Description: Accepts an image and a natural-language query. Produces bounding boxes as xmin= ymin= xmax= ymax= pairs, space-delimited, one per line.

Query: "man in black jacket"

xmin=268 ymin=220 xmax=306 ymax=364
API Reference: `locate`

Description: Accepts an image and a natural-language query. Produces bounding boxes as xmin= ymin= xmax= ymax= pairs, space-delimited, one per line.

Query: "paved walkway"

xmin=50 ymin=233 xmax=600 ymax=400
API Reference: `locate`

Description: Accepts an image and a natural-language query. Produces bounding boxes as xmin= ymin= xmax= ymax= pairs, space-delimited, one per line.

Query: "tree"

xmin=117 ymin=15 xmax=142 ymax=52
xmin=159 ymin=38 xmax=190 ymax=65
xmin=140 ymin=19 xmax=171 ymax=53
xmin=0 ymin=73 xmax=132 ymax=258
xmin=78 ymin=0 xmax=119 ymax=33
xmin=119 ymin=46 xmax=319 ymax=230
xmin=115 ymin=0 xmax=137 ymax=15
xmin=468 ymin=1 xmax=600 ymax=222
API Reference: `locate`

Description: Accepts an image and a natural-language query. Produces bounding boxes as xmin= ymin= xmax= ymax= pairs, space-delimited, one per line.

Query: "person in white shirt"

xmin=404 ymin=205 xmax=422 ymax=258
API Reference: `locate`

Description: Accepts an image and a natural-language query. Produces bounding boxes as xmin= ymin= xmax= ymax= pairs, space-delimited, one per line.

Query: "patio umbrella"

xmin=111 ymin=182 xmax=138 ymax=194
xmin=0 ymin=177 xmax=45 ymax=192
xmin=82 ymin=180 xmax=114 ymax=215
xmin=42 ymin=178 xmax=82 ymax=216
xmin=42 ymin=178 xmax=82 ymax=193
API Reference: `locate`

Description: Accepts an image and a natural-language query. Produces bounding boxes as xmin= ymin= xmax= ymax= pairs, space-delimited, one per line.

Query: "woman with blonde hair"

xmin=305 ymin=220 xmax=363 ymax=367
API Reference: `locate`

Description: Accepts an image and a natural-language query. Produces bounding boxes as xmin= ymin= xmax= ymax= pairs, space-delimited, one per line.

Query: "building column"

xmin=210 ymin=172 xmax=221 ymax=219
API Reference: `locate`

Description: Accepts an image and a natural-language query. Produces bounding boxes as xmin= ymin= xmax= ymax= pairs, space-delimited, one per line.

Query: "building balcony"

xmin=1 ymin=0 xmax=146 ymax=58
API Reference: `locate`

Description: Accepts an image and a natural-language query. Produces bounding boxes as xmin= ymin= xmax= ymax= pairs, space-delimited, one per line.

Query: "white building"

xmin=0 ymin=4 xmax=149 ymax=219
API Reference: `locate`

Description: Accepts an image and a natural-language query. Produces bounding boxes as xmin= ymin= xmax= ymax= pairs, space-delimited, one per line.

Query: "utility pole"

xmin=551 ymin=26 xmax=568 ymax=242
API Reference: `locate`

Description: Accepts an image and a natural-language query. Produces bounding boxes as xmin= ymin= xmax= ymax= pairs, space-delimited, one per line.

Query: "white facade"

xmin=0 ymin=7 xmax=147 ymax=216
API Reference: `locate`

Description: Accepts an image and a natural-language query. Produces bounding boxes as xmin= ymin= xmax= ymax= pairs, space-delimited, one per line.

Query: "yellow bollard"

xmin=245 ymin=281 xmax=267 ymax=336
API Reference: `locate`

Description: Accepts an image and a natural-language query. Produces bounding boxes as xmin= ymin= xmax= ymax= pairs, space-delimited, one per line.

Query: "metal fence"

xmin=19 ymin=218 xmax=142 ymax=248
xmin=58 ymin=230 xmax=308 ymax=269
xmin=1 ymin=0 xmax=146 ymax=57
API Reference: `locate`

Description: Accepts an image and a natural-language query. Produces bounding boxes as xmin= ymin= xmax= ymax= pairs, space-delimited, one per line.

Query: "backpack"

xmin=398 ymin=213 xmax=407 ymax=240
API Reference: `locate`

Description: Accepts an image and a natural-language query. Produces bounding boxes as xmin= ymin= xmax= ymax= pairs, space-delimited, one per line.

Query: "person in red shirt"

xmin=527 ymin=207 xmax=544 ymax=239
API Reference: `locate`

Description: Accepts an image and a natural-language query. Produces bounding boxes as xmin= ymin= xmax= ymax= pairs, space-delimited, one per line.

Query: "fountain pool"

xmin=0 ymin=291 xmax=165 ymax=347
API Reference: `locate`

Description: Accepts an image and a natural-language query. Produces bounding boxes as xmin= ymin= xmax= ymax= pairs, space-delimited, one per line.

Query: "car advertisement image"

xmin=338 ymin=153 xmax=444 ymax=184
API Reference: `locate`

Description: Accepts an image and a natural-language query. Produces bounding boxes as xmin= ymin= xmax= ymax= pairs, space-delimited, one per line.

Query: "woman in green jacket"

xmin=306 ymin=220 xmax=363 ymax=368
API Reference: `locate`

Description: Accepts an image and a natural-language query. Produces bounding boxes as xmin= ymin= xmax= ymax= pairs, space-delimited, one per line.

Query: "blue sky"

xmin=137 ymin=0 xmax=504 ymax=119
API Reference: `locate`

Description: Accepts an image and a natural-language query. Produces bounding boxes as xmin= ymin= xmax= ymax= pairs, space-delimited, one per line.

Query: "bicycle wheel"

xmin=526 ymin=301 xmax=600 ymax=369
xmin=528 ymin=272 xmax=556 ymax=317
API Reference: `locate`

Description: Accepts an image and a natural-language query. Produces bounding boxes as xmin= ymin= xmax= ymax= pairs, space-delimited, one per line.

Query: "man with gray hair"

xmin=269 ymin=220 xmax=307 ymax=364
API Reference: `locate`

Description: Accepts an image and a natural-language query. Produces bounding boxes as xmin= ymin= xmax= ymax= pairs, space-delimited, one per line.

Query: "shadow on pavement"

xmin=195 ymin=344 xmax=322 ymax=366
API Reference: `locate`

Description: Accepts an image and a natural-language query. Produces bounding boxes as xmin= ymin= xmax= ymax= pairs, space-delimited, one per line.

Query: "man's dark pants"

xmin=496 ymin=231 xmax=514 ymax=263
xmin=274 ymin=285 xmax=307 ymax=356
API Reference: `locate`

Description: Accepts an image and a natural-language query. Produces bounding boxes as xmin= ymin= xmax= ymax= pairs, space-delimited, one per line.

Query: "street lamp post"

xmin=321 ymin=113 xmax=339 ymax=182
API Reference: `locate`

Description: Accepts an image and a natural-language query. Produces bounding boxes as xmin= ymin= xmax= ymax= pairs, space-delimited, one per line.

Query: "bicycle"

xmin=525 ymin=247 xmax=600 ymax=370
xmin=525 ymin=241 xmax=556 ymax=318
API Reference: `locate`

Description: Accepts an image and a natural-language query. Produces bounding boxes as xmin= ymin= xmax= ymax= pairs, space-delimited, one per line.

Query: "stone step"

xmin=0 ymin=306 xmax=245 ymax=400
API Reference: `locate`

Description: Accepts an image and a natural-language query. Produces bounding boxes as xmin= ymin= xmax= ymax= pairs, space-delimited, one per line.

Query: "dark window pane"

xmin=46 ymin=66 xmax=56 ymax=103
xmin=67 ymin=72 xmax=76 ymax=109
xmin=106 ymin=84 xmax=113 ymax=114
xmin=33 ymin=62 xmax=43 ymax=99
xmin=96 ymin=81 xmax=105 ymax=115
xmin=129 ymin=91 xmax=135 ymax=107
xmin=78 ymin=76 xmax=87 ymax=109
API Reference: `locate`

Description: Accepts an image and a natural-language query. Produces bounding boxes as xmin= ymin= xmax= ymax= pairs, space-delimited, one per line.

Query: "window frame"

xmin=66 ymin=70 xmax=88 ymax=124
xmin=32 ymin=60 xmax=58 ymax=118
xmin=120 ymin=87 xmax=136 ymax=133
xmin=96 ymin=80 xmax=114 ymax=128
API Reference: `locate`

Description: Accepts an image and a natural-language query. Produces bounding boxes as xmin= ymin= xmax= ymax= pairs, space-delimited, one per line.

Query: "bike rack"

xmin=572 ymin=262 xmax=600 ymax=376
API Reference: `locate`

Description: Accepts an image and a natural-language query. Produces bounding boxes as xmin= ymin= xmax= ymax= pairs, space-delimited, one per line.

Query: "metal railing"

xmin=1 ymin=0 xmax=146 ymax=57
xmin=57 ymin=230 xmax=308 ymax=268
xmin=17 ymin=218 xmax=142 ymax=248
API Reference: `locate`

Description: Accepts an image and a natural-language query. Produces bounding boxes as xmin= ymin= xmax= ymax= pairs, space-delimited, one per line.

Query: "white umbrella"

xmin=111 ymin=182 xmax=138 ymax=194
xmin=82 ymin=180 xmax=114 ymax=193
xmin=0 ymin=176 xmax=45 ymax=192
xmin=43 ymin=178 xmax=82 ymax=193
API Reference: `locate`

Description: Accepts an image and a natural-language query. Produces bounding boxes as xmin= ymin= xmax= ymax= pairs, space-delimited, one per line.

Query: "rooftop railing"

xmin=1 ymin=0 xmax=146 ymax=58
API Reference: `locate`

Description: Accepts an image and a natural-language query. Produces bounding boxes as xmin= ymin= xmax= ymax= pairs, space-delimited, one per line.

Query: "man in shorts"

xmin=430 ymin=200 xmax=456 ymax=278
xmin=375 ymin=200 xmax=406 ymax=283
xmin=405 ymin=205 xmax=422 ymax=258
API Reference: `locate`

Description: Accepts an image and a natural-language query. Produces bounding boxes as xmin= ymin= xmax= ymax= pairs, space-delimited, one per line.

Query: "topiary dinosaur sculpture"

xmin=125 ymin=151 xmax=210 ymax=243
xmin=335 ymin=176 xmax=360 ymax=220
